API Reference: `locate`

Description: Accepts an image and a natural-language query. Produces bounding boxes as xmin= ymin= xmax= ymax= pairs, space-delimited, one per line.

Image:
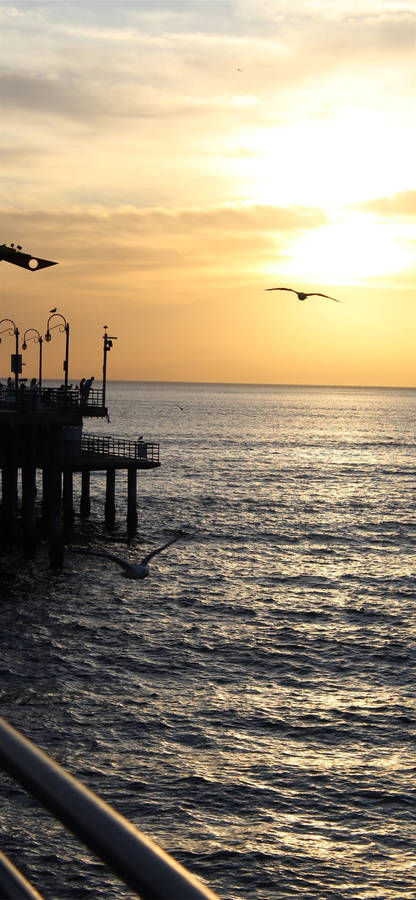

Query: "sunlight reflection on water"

xmin=1 ymin=384 xmax=416 ymax=899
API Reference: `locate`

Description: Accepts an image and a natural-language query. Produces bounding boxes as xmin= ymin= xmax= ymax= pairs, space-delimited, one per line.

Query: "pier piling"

xmin=105 ymin=468 xmax=116 ymax=529
xmin=63 ymin=469 xmax=74 ymax=531
xmin=47 ymin=428 xmax=64 ymax=570
xmin=127 ymin=468 xmax=138 ymax=535
xmin=80 ymin=470 xmax=91 ymax=519
xmin=1 ymin=428 xmax=18 ymax=545
xmin=22 ymin=430 xmax=37 ymax=558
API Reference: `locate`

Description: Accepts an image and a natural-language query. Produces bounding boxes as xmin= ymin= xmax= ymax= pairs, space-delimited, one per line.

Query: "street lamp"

xmin=0 ymin=317 xmax=20 ymax=404
xmin=102 ymin=325 xmax=117 ymax=410
xmin=22 ymin=328 xmax=43 ymax=389
xmin=45 ymin=313 xmax=70 ymax=394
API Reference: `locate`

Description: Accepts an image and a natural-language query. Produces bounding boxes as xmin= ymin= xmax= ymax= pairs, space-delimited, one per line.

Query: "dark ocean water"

xmin=1 ymin=382 xmax=416 ymax=899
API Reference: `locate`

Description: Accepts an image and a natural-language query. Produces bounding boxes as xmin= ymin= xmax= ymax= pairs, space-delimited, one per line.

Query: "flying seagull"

xmin=87 ymin=533 xmax=185 ymax=579
xmin=266 ymin=287 xmax=342 ymax=303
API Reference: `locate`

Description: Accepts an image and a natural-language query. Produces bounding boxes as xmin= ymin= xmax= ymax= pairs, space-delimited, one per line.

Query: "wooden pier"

xmin=0 ymin=387 xmax=160 ymax=568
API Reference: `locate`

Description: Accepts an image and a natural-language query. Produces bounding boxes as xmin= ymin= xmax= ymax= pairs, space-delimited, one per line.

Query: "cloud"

xmin=1 ymin=1 xmax=415 ymax=129
xmin=0 ymin=202 xmax=327 ymax=293
xmin=0 ymin=144 xmax=40 ymax=164
xmin=1 ymin=1 xmax=414 ymax=216
xmin=1 ymin=200 xmax=326 ymax=236
xmin=358 ymin=191 xmax=416 ymax=218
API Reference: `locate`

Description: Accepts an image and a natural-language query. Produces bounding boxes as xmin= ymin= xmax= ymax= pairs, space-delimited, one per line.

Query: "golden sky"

xmin=1 ymin=0 xmax=415 ymax=385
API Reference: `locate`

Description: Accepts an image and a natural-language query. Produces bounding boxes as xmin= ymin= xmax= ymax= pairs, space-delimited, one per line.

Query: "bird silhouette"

xmin=49 ymin=307 xmax=57 ymax=313
xmin=87 ymin=533 xmax=185 ymax=579
xmin=266 ymin=287 xmax=342 ymax=303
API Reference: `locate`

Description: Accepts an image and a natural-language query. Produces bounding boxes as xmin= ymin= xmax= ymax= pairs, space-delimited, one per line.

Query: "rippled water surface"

xmin=1 ymin=382 xmax=416 ymax=899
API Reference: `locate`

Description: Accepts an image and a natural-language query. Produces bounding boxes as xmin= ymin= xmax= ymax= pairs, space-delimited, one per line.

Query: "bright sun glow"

xmin=241 ymin=108 xmax=416 ymax=209
xmin=280 ymin=215 xmax=411 ymax=283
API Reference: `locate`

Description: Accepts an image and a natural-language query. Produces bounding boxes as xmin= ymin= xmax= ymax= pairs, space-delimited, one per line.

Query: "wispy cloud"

xmin=2 ymin=201 xmax=326 ymax=271
xmin=358 ymin=191 xmax=416 ymax=217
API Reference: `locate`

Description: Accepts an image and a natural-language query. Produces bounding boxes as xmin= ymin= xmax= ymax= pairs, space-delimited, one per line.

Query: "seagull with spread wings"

xmin=87 ymin=533 xmax=185 ymax=579
xmin=266 ymin=287 xmax=342 ymax=303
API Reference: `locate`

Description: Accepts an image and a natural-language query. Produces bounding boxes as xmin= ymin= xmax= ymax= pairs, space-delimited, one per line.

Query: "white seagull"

xmin=266 ymin=287 xmax=342 ymax=303
xmin=88 ymin=534 xmax=184 ymax=579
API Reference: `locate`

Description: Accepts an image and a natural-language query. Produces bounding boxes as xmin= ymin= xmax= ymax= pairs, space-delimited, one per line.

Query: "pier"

xmin=1 ymin=248 xmax=160 ymax=568
xmin=0 ymin=378 xmax=160 ymax=568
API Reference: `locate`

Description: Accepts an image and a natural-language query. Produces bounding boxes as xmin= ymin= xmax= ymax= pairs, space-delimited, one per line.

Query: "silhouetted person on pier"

xmin=79 ymin=378 xmax=86 ymax=402
xmin=84 ymin=376 xmax=94 ymax=401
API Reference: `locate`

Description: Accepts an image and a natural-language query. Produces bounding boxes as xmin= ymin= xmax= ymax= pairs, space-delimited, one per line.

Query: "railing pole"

xmin=0 ymin=718 xmax=221 ymax=900
xmin=0 ymin=851 xmax=45 ymax=900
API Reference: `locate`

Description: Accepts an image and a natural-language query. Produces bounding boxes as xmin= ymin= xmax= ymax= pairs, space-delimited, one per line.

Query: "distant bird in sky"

xmin=88 ymin=533 xmax=185 ymax=579
xmin=49 ymin=307 xmax=57 ymax=313
xmin=266 ymin=287 xmax=342 ymax=303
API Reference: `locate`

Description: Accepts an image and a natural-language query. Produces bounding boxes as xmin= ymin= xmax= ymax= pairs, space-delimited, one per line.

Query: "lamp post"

xmin=22 ymin=328 xmax=43 ymax=389
xmin=45 ymin=313 xmax=69 ymax=394
xmin=0 ymin=318 xmax=20 ymax=404
xmin=102 ymin=325 xmax=117 ymax=410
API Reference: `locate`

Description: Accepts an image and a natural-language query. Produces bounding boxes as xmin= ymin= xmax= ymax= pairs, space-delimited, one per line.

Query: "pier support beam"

xmin=105 ymin=468 xmax=116 ymax=530
xmin=80 ymin=470 xmax=91 ymax=519
xmin=63 ymin=469 xmax=74 ymax=531
xmin=127 ymin=467 xmax=138 ymax=535
xmin=22 ymin=429 xmax=37 ymax=559
xmin=1 ymin=426 xmax=18 ymax=547
xmin=42 ymin=467 xmax=49 ymax=524
xmin=47 ymin=428 xmax=64 ymax=570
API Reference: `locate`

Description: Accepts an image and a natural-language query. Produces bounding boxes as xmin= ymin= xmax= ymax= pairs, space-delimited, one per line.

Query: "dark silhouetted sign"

xmin=0 ymin=244 xmax=58 ymax=270
xmin=11 ymin=354 xmax=23 ymax=374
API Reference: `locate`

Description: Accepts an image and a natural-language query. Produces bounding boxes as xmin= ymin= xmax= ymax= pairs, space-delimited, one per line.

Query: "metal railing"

xmin=0 ymin=387 xmax=105 ymax=410
xmin=82 ymin=434 xmax=160 ymax=463
xmin=0 ymin=717 xmax=220 ymax=900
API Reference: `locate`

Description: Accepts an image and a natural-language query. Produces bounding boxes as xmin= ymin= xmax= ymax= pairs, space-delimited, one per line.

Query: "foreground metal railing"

xmin=0 ymin=851 xmax=43 ymax=900
xmin=0 ymin=718 xmax=220 ymax=900
xmin=82 ymin=434 xmax=160 ymax=463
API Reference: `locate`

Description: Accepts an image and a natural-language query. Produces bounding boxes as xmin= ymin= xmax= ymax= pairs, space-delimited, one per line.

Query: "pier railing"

xmin=81 ymin=433 xmax=160 ymax=463
xmin=0 ymin=386 xmax=105 ymax=411
xmin=0 ymin=717 xmax=220 ymax=900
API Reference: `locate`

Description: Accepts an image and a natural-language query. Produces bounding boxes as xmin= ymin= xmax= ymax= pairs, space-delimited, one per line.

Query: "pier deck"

xmin=0 ymin=388 xmax=161 ymax=567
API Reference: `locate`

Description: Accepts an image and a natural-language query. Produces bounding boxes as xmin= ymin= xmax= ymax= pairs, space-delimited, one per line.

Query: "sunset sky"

xmin=1 ymin=0 xmax=415 ymax=385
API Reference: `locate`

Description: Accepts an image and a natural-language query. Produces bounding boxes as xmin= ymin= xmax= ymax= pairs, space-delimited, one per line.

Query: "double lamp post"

xmin=0 ymin=313 xmax=70 ymax=397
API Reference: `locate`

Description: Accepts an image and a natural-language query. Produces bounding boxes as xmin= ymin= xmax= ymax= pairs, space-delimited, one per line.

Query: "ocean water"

xmin=1 ymin=381 xmax=416 ymax=899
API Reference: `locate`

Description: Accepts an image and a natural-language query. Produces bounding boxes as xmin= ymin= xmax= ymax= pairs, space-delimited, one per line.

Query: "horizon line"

xmin=14 ymin=377 xmax=415 ymax=391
